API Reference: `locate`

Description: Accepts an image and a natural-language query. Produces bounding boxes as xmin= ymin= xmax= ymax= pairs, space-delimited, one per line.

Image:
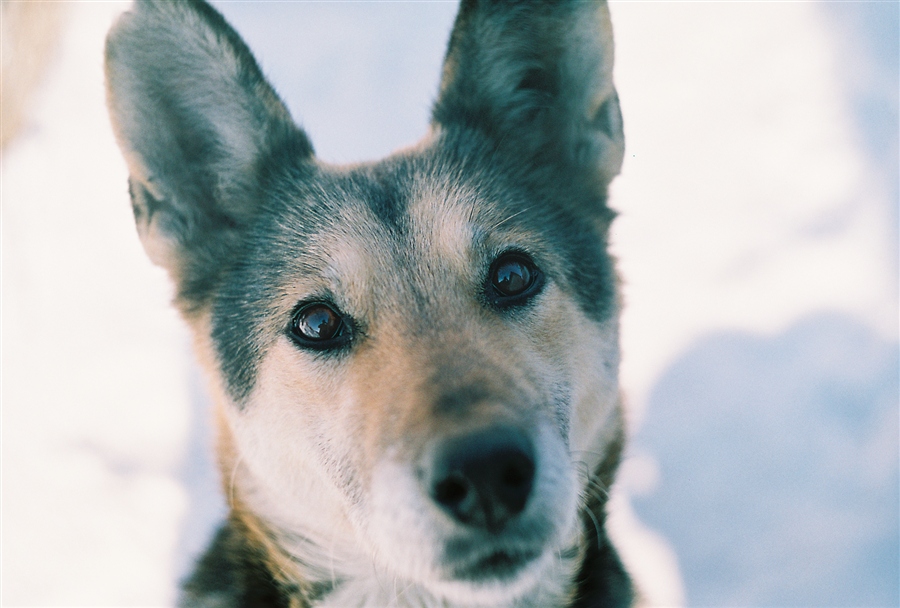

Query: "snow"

xmin=2 ymin=3 xmax=189 ymax=605
xmin=1 ymin=2 xmax=895 ymax=606
xmin=607 ymin=3 xmax=898 ymax=605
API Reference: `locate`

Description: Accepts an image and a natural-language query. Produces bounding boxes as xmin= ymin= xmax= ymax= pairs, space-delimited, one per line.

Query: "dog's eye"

xmin=487 ymin=253 xmax=543 ymax=306
xmin=493 ymin=257 xmax=533 ymax=296
xmin=289 ymin=303 xmax=349 ymax=348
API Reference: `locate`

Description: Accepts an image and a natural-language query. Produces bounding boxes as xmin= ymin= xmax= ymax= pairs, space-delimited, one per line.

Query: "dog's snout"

xmin=428 ymin=426 xmax=535 ymax=532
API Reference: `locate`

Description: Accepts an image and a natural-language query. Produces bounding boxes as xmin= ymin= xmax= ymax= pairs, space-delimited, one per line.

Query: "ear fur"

xmin=432 ymin=0 xmax=624 ymax=197
xmin=105 ymin=0 xmax=312 ymax=307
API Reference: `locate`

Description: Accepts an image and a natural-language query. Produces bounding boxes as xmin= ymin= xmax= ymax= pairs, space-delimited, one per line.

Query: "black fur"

xmin=181 ymin=523 xmax=292 ymax=608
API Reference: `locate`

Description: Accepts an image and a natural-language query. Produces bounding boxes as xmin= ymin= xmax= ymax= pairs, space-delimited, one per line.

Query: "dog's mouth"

xmin=449 ymin=547 xmax=542 ymax=582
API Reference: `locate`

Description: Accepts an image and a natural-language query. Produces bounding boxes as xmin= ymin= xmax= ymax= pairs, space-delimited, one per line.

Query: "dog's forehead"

xmin=408 ymin=185 xmax=477 ymax=268
xmin=314 ymin=192 xmax=476 ymax=298
xmin=277 ymin=158 xmax=533 ymax=296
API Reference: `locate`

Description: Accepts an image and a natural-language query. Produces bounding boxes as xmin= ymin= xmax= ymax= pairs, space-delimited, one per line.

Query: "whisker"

xmin=587 ymin=477 xmax=611 ymax=502
xmin=328 ymin=522 xmax=339 ymax=591
xmin=397 ymin=577 xmax=416 ymax=605
xmin=581 ymin=502 xmax=604 ymax=554
xmin=582 ymin=484 xmax=610 ymax=511
xmin=489 ymin=205 xmax=535 ymax=231
xmin=569 ymin=449 xmax=606 ymax=461
xmin=371 ymin=546 xmax=395 ymax=601
xmin=228 ymin=454 xmax=244 ymax=509
xmin=573 ymin=459 xmax=591 ymax=485
xmin=573 ymin=455 xmax=612 ymax=505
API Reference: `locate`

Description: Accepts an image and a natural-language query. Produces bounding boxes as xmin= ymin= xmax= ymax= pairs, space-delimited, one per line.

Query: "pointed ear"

xmin=432 ymin=0 xmax=624 ymax=197
xmin=105 ymin=0 xmax=312 ymax=307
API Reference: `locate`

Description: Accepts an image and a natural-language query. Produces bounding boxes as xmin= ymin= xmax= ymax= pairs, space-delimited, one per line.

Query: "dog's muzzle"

xmin=416 ymin=424 xmax=555 ymax=584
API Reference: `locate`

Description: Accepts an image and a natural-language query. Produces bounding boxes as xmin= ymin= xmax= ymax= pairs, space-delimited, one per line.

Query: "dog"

xmin=105 ymin=1 xmax=632 ymax=606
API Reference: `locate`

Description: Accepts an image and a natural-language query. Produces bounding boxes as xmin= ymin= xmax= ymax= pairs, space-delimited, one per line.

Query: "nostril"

xmin=434 ymin=474 xmax=469 ymax=507
xmin=493 ymin=447 xmax=534 ymax=516
xmin=502 ymin=461 xmax=531 ymax=486
xmin=502 ymin=452 xmax=534 ymax=486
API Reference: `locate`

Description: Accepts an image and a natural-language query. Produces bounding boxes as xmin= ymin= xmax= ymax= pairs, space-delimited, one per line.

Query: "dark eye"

xmin=487 ymin=252 xmax=543 ymax=306
xmin=289 ymin=302 xmax=350 ymax=348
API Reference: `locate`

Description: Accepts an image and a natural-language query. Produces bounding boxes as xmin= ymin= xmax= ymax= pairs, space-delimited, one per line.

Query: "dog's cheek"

xmin=525 ymin=287 xmax=585 ymax=436
xmin=229 ymin=340 xmax=369 ymax=526
xmin=342 ymin=336 xmax=446 ymax=571
xmin=527 ymin=287 xmax=621 ymax=465
xmin=564 ymin=312 xmax=621 ymax=461
xmin=365 ymin=457 xmax=446 ymax=583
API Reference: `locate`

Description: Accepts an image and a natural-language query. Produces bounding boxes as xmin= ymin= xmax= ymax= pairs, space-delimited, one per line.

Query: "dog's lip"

xmin=448 ymin=547 xmax=542 ymax=581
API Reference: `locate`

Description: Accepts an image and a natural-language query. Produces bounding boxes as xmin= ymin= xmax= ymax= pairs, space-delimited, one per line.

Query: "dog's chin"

xmin=427 ymin=545 xmax=557 ymax=606
xmin=365 ymin=508 xmax=573 ymax=607
xmin=450 ymin=547 xmax=542 ymax=581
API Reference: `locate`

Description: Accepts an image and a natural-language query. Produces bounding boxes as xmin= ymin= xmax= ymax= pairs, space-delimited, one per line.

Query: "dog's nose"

xmin=428 ymin=426 xmax=535 ymax=532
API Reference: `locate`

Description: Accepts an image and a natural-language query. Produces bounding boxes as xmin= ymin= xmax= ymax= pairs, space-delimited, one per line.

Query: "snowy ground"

xmin=2 ymin=2 xmax=896 ymax=606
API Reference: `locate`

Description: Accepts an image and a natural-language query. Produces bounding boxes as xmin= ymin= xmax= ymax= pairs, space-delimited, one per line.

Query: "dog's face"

xmin=216 ymin=142 xmax=623 ymax=602
xmin=106 ymin=1 xmax=624 ymax=604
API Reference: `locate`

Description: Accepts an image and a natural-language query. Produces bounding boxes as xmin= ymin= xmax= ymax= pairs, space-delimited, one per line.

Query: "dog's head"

xmin=106 ymin=0 xmax=624 ymax=604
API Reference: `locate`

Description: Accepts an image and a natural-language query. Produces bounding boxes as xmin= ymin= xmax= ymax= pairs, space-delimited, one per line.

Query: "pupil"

xmin=300 ymin=305 xmax=339 ymax=340
xmin=495 ymin=260 xmax=530 ymax=295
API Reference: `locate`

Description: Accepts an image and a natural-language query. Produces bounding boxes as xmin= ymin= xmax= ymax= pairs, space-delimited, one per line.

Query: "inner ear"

xmin=592 ymin=93 xmax=622 ymax=140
